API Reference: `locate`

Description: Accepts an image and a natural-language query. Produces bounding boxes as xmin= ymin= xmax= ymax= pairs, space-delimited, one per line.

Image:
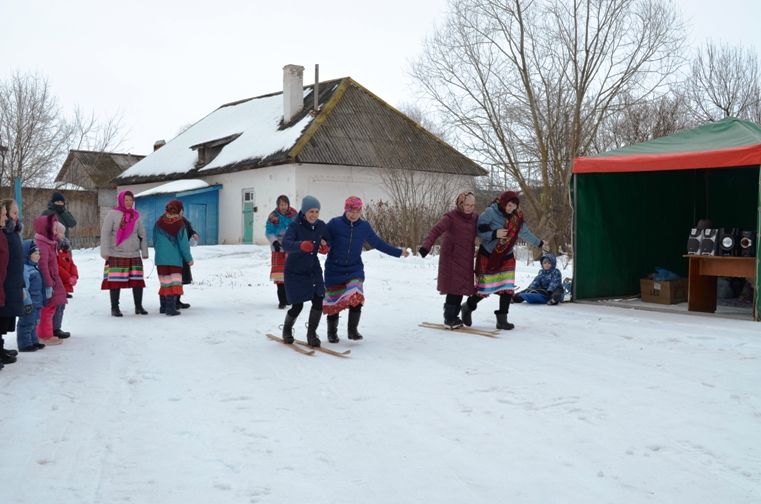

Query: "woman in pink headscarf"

xmin=100 ymin=190 xmax=149 ymax=316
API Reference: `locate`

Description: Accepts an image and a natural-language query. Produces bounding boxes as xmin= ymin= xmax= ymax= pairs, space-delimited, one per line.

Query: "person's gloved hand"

xmin=23 ymin=304 xmax=33 ymax=315
xmin=318 ymin=243 xmax=330 ymax=255
xmin=45 ymin=287 xmax=53 ymax=299
xmin=418 ymin=247 xmax=429 ymax=258
xmin=272 ymin=240 xmax=281 ymax=252
xmin=70 ymin=276 xmax=78 ymax=286
xmin=299 ymin=241 xmax=314 ymax=253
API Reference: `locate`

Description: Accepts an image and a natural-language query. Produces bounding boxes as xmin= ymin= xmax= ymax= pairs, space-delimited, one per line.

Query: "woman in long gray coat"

xmin=100 ymin=190 xmax=149 ymax=316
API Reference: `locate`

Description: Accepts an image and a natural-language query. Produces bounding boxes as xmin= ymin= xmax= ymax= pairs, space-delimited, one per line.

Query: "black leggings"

xmin=287 ymin=294 xmax=323 ymax=318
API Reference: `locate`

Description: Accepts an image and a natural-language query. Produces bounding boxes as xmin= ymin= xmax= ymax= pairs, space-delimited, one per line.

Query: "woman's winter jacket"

xmin=153 ymin=220 xmax=193 ymax=267
xmin=282 ymin=212 xmax=329 ymax=304
xmin=265 ymin=207 xmax=298 ymax=251
xmin=422 ymin=209 xmax=478 ymax=295
xmin=0 ymin=220 xmax=24 ymax=316
xmin=477 ymin=202 xmax=542 ymax=254
xmin=34 ymin=214 xmax=67 ymax=307
xmin=324 ymin=216 xmax=402 ymax=286
xmin=100 ymin=209 xmax=148 ymax=259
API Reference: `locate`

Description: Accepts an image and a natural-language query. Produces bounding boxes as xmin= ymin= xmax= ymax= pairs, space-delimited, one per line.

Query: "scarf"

xmin=488 ymin=207 xmax=524 ymax=271
xmin=157 ymin=214 xmax=185 ymax=237
xmin=114 ymin=191 xmax=140 ymax=246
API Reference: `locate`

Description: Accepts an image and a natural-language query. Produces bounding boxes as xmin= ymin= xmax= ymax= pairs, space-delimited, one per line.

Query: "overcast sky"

xmin=2 ymin=0 xmax=760 ymax=155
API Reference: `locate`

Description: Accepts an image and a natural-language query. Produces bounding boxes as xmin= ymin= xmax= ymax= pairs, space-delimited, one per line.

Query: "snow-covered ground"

xmin=1 ymin=245 xmax=759 ymax=504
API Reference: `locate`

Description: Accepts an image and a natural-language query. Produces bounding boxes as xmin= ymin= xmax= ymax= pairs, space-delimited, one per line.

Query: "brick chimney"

xmin=283 ymin=64 xmax=304 ymax=123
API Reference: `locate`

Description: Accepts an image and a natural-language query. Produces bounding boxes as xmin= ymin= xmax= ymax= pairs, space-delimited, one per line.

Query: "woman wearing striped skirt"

xmin=460 ymin=191 xmax=546 ymax=331
xmin=100 ymin=191 xmax=149 ymax=317
xmin=322 ymin=196 xmax=409 ymax=343
xmin=265 ymin=195 xmax=297 ymax=309
xmin=153 ymin=200 xmax=193 ymax=316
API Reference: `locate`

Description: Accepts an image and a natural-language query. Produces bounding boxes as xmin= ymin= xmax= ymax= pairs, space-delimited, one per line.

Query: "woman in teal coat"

xmin=153 ymin=200 xmax=193 ymax=316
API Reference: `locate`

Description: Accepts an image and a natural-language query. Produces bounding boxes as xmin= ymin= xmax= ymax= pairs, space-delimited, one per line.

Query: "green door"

xmin=242 ymin=189 xmax=255 ymax=244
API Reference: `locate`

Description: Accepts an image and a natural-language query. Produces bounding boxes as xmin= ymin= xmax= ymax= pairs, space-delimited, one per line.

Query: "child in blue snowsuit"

xmin=513 ymin=253 xmax=564 ymax=305
xmin=17 ymin=240 xmax=46 ymax=351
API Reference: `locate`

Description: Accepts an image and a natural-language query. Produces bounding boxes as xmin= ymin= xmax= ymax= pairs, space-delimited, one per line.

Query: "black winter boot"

xmin=133 ymin=288 xmax=148 ymax=314
xmin=281 ymin=313 xmax=297 ymax=344
xmin=327 ymin=314 xmax=339 ymax=343
xmin=443 ymin=303 xmax=463 ymax=329
xmin=347 ymin=309 xmax=363 ymax=340
xmin=165 ymin=296 xmax=180 ymax=316
xmin=461 ymin=296 xmax=479 ymax=327
xmin=495 ymin=311 xmax=515 ymax=330
xmin=305 ymin=309 xmax=322 ymax=347
xmin=276 ymin=284 xmax=288 ymax=309
xmin=159 ymin=296 xmax=167 ymax=314
xmin=176 ymin=296 xmax=190 ymax=309
xmin=0 ymin=338 xmax=16 ymax=364
xmin=110 ymin=289 xmax=123 ymax=317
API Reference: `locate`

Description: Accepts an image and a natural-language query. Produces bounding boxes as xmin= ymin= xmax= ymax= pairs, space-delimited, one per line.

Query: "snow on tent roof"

xmin=119 ymin=90 xmax=315 ymax=180
xmin=573 ymin=117 xmax=761 ymax=174
xmin=134 ymin=179 xmax=209 ymax=198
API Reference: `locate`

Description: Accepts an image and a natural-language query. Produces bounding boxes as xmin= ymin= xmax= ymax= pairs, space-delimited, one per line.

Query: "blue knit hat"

xmin=51 ymin=191 xmax=65 ymax=203
xmin=300 ymin=195 xmax=321 ymax=213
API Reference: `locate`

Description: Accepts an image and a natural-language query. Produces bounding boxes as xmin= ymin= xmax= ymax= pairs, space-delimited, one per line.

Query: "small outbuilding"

xmin=572 ymin=117 xmax=760 ymax=320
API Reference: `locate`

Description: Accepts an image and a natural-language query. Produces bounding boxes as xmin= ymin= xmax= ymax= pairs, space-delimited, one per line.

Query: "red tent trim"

xmin=573 ymin=143 xmax=761 ymax=174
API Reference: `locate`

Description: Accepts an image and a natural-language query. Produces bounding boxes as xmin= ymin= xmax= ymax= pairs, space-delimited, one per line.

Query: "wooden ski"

xmin=419 ymin=322 xmax=499 ymax=338
xmin=294 ymin=339 xmax=351 ymax=358
xmin=266 ymin=334 xmax=315 ymax=355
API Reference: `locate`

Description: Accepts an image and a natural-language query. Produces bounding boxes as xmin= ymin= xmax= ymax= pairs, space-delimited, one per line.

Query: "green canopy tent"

xmin=572 ymin=117 xmax=761 ymax=320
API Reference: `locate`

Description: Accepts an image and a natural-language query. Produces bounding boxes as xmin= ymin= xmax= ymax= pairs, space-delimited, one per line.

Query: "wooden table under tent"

xmin=571 ymin=117 xmax=761 ymax=321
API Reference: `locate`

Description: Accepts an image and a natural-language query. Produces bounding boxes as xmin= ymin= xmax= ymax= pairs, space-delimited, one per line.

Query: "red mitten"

xmin=318 ymin=243 xmax=330 ymax=255
xmin=299 ymin=241 xmax=314 ymax=253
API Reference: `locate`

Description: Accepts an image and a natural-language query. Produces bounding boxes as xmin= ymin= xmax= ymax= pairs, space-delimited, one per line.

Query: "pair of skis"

xmin=418 ymin=322 xmax=500 ymax=338
xmin=266 ymin=334 xmax=351 ymax=358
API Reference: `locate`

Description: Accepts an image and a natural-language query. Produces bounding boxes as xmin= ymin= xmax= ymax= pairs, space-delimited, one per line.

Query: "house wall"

xmin=118 ymin=164 xmax=475 ymax=245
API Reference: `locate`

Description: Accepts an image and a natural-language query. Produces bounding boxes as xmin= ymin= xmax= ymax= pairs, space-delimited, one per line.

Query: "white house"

xmin=113 ymin=65 xmax=486 ymax=244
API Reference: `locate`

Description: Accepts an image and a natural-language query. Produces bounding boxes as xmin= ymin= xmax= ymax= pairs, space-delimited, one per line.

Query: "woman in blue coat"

xmin=153 ymin=200 xmax=193 ymax=316
xmin=323 ymin=196 xmax=408 ymax=343
xmin=281 ymin=196 xmax=330 ymax=347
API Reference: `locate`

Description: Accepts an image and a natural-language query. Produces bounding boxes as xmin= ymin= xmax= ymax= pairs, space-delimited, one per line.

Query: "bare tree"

xmin=687 ymin=42 xmax=761 ymax=123
xmin=71 ymin=107 xmax=127 ymax=152
xmin=411 ymin=0 xmax=685 ymax=252
xmin=364 ymin=168 xmax=470 ymax=249
xmin=0 ymin=72 xmax=72 ymax=188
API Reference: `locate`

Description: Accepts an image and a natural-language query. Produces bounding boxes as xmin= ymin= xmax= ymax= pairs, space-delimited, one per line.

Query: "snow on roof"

xmin=120 ymin=91 xmax=315 ymax=179
xmin=134 ymin=179 xmax=209 ymax=198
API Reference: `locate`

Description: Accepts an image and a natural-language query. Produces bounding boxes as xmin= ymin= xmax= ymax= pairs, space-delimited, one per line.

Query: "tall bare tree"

xmin=411 ymin=0 xmax=685 ymax=251
xmin=0 ymin=72 xmax=72 ymax=188
xmin=687 ymin=42 xmax=761 ymax=123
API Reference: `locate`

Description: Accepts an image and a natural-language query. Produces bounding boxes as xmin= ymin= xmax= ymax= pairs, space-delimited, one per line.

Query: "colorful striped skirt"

xmin=270 ymin=251 xmax=286 ymax=284
xmin=475 ymin=253 xmax=516 ymax=297
xmin=101 ymin=256 xmax=146 ymax=290
xmin=157 ymin=265 xmax=184 ymax=296
xmin=323 ymin=278 xmax=365 ymax=315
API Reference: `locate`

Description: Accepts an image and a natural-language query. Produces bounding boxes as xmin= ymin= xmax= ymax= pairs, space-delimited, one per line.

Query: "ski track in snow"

xmin=1 ymin=245 xmax=759 ymax=504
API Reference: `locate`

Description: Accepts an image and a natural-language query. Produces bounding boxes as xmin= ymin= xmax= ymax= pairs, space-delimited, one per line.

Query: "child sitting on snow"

xmin=512 ymin=253 xmax=564 ymax=305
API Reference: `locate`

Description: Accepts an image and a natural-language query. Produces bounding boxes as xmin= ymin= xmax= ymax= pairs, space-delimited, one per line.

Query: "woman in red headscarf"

xmin=322 ymin=196 xmax=409 ymax=343
xmin=419 ymin=191 xmax=478 ymax=329
xmin=100 ymin=190 xmax=149 ymax=316
xmin=265 ymin=195 xmax=297 ymax=309
xmin=461 ymin=191 xmax=546 ymax=330
xmin=153 ymin=200 xmax=193 ymax=316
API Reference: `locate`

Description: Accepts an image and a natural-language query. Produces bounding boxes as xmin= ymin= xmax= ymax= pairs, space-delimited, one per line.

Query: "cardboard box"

xmin=640 ymin=278 xmax=688 ymax=305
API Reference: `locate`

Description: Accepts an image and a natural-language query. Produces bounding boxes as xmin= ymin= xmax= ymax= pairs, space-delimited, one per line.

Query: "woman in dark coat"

xmin=461 ymin=191 xmax=545 ymax=330
xmin=419 ymin=191 xmax=478 ymax=328
xmin=281 ymin=195 xmax=330 ymax=347
xmin=323 ymin=196 xmax=407 ymax=343
xmin=0 ymin=200 xmax=26 ymax=364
